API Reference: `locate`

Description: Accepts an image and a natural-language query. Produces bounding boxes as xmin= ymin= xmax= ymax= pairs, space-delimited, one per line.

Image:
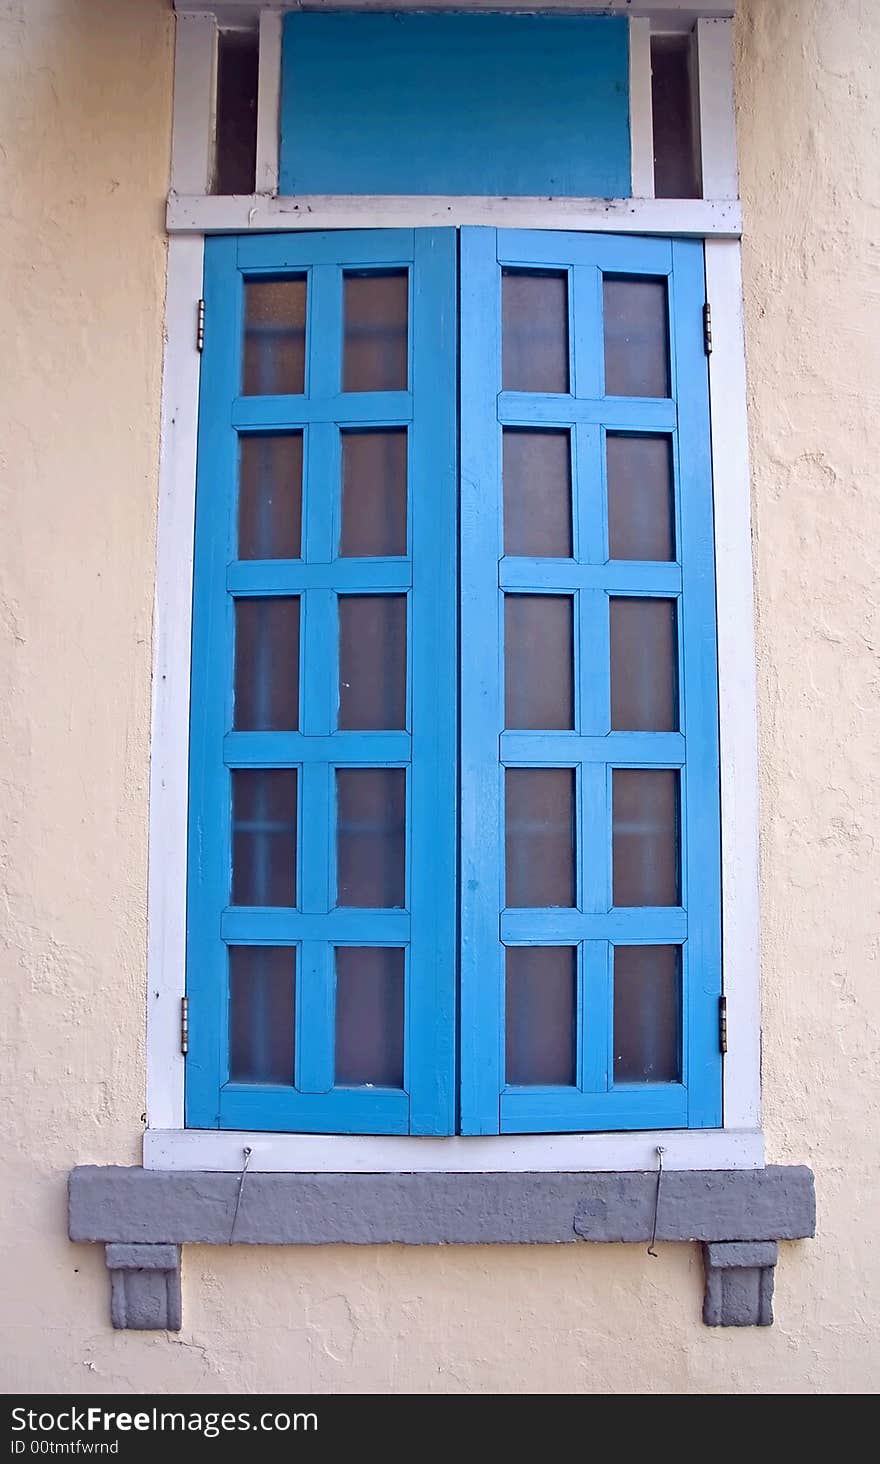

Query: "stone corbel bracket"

xmin=69 ymin=1165 xmax=815 ymax=1331
xmin=105 ymin=1243 xmax=182 ymax=1331
xmin=702 ymin=1241 xmax=778 ymax=1326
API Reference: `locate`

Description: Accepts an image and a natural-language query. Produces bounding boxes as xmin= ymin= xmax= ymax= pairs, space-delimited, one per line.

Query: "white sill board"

xmin=144 ymin=1128 xmax=765 ymax=1174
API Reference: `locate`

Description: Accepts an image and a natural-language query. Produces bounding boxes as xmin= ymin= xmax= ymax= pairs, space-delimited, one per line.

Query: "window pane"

xmin=503 ymin=429 xmax=572 ymax=558
xmin=335 ymin=947 xmax=405 ymax=1088
xmin=502 ymin=270 xmax=569 ymax=394
xmin=231 ymin=769 xmax=297 ymax=907
xmin=238 ymin=434 xmax=303 ymax=560
xmin=338 ymin=595 xmax=407 ymax=731
xmin=214 ymin=29 xmax=259 ymax=196
xmin=343 ymin=272 xmax=408 ymax=392
xmin=612 ymin=769 xmax=679 ymax=907
xmin=614 ymin=945 xmax=681 ymax=1082
xmin=610 ymin=599 xmax=678 ymax=731
xmin=506 ymin=946 xmax=576 ymax=1085
xmin=505 ymin=595 xmax=574 ymax=730
xmin=607 ymin=434 xmax=675 ymax=561
xmin=340 ymin=430 xmax=407 ymax=557
xmin=229 ymin=946 xmax=295 ymax=1085
xmin=603 ymin=278 xmax=670 ymax=398
xmin=651 ymin=36 xmax=700 ymax=200
xmin=337 ymin=769 xmax=406 ymax=907
xmin=234 ymin=597 xmax=300 ymax=730
xmin=506 ymin=768 xmax=575 ymax=908
xmin=243 ymin=278 xmax=307 ymax=396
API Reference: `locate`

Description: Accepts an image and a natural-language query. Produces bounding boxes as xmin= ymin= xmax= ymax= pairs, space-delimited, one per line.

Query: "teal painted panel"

xmin=280 ymin=14 xmax=631 ymax=197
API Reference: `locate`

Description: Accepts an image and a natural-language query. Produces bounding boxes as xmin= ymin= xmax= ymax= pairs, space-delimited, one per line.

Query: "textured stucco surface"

xmin=0 ymin=0 xmax=878 ymax=1394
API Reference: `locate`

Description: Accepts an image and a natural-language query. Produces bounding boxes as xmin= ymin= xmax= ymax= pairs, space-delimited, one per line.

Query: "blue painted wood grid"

xmin=279 ymin=13 xmax=631 ymax=197
xmin=459 ymin=228 xmax=721 ymax=1134
xmin=188 ymin=226 xmax=720 ymax=1137
xmin=186 ymin=229 xmax=458 ymax=1133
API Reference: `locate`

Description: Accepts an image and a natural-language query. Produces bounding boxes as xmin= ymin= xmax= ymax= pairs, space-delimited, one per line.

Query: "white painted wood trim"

xmin=147 ymin=0 xmax=758 ymax=1166
xmin=170 ymin=12 xmax=217 ymax=196
xmin=143 ymin=244 xmax=763 ymax=1153
xmin=144 ymin=241 xmax=762 ymax=1156
xmin=166 ymin=193 xmax=743 ymax=237
xmin=255 ymin=9 xmax=282 ymax=196
xmin=628 ymin=17 xmax=655 ymax=199
xmin=696 ymin=17 xmax=739 ymax=199
xmin=176 ymin=1 xmax=736 ymax=17
xmin=145 ymin=1127 xmax=764 ymax=1173
xmin=145 ymin=236 xmax=204 ymax=1132
xmin=706 ymin=238 xmax=761 ymax=1131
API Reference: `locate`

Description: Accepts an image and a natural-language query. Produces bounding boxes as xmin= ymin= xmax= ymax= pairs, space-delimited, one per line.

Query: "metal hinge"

xmin=196 ymin=298 xmax=205 ymax=353
xmin=180 ymin=996 xmax=189 ymax=1056
xmin=703 ymin=301 xmax=713 ymax=355
xmin=719 ymin=995 xmax=728 ymax=1054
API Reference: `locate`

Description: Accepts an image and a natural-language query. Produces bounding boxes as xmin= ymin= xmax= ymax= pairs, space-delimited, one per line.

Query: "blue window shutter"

xmin=186 ymin=229 xmax=458 ymax=1135
xmin=279 ymin=13 xmax=631 ymax=198
xmin=188 ymin=227 xmax=721 ymax=1139
xmin=459 ymin=228 xmax=721 ymax=1134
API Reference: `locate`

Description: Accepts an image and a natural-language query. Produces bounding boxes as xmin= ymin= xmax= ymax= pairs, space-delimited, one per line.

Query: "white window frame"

xmin=147 ymin=0 xmax=762 ymax=1173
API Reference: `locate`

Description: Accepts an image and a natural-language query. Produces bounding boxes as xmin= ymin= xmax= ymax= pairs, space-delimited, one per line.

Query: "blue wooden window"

xmin=186 ymin=230 xmax=458 ymax=1134
xmin=279 ymin=13 xmax=631 ymax=198
xmin=460 ymin=229 xmax=721 ymax=1133
xmin=187 ymin=228 xmax=721 ymax=1136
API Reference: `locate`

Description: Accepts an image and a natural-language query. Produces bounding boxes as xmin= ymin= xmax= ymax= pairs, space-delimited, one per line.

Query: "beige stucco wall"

xmin=0 ymin=0 xmax=877 ymax=1394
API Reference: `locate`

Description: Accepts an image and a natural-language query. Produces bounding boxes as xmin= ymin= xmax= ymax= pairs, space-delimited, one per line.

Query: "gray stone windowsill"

xmin=68 ymin=1164 xmax=815 ymax=1331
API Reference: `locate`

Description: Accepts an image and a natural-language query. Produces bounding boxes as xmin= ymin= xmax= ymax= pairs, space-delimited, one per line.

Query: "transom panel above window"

xmin=186 ymin=226 xmax=720 ymax=1137
xmin=170 ymin=6 xmax=740 ymax=232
